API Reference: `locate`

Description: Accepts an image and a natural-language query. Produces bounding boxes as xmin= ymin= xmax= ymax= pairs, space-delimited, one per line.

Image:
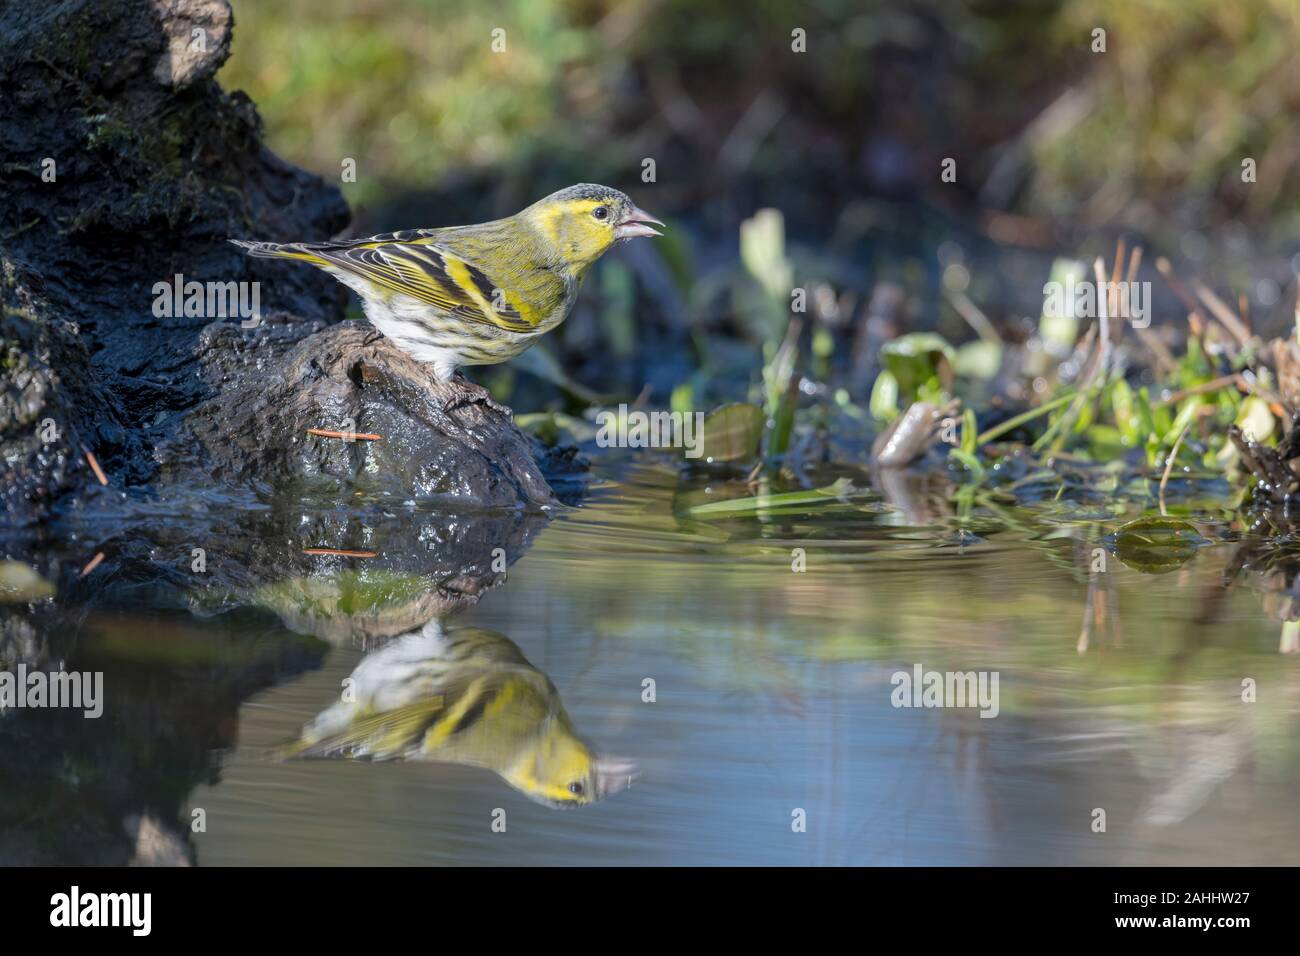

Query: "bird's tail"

xmin=229 ymin=238 xmax=328 ymax=264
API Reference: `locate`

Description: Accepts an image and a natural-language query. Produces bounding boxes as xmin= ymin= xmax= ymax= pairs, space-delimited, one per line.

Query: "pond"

xmin=3 ymin=459 xmax=1298 ymax=866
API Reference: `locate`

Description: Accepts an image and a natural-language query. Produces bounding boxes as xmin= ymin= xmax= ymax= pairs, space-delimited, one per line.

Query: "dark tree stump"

xmin=0 ymin=0 xmax=575 ymax=522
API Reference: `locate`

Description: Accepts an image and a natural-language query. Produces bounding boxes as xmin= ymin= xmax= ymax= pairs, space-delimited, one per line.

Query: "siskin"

xmin=232 ymin=184 xmax=663 ymax=410
xmin=283 ymin=620 xmax=637 ymax=808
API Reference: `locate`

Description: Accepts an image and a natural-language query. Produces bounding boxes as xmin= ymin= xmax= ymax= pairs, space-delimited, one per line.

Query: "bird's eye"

xmin=568 ymin=782 xmax=584 ymax=795
xmin=592 ymin=206 xmax=609 ymax=221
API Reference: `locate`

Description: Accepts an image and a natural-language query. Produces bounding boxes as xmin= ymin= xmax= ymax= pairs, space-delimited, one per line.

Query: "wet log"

xmin=155 ymin=321 xmax=567 ymax=508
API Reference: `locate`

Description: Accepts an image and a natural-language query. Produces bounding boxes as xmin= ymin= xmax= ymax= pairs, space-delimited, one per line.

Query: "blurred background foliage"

xmin=223 ymin=0 xmax=1300 ymax=232
xmin=220 ymin=0 xmax=1300 ymax=417
xmin=1045 ymin=0 xmax=1300 ymax=230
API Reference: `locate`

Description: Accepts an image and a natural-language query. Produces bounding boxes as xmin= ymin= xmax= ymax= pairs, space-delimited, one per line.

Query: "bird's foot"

xmin=442 ymin=375 xmax=513 ymax=420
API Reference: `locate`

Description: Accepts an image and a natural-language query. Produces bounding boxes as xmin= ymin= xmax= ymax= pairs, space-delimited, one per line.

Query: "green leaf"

xmin=1113 ymin=517 xmax=1202 ymax=574
xmin=869 ymin=370 xmax=900 ymax=421
xmin=670 ymin=382 xmax=694 ymax=417
xmin=699 ymin=402 xmax=765 ymax=462
xmin=1110 ymin=378 xmax=1137 ymax=444
xmin=1162 ymin=399 xmax=1198 ymax=447
xmin=739 ymin=208 xmax=793 ymax=342
xmin=1040 ymin=258 xmax=1085 ymax=349
xmin=686 ymin=477 xmax=855 ymax=516
xmin=948 ymin=447 xmax=985 ymax=483
xmin=881 ymin=333 xmax=956 ymax=400
xmin=960 ymin=407 xmax=978 ymax=456
xmin=0 ymin=561 xmax=54 ymax=603
xmin=954 ymin=340 xmax=1002 ymax=380
xmin=768 ymin=377 xmax=799 ymax=459
xmin=739 ymin=208 xmax=791 ymax=302
xmin=1235 ymin=394 xmax=1275 ymax=446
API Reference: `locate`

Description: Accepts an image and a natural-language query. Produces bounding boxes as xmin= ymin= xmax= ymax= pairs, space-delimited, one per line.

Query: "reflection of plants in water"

xmin=570 ymin=471 xmax=1300 ymax=845
xmin=179 ymin=505 xmax=548 ymax=647
xmin=250 ymin=569 xmax=472 ymax=647
xmin=1110 ymin=517 xmax=1204 ymax=575
xmin=1216 ymin=529 xmax=1300 ymax=655
xmin=259 ymin=569 xmax=432 ymax=616
xmin=558 ymin=465 xmax=1289 ymax=705
xmin=284 ymin=621 xmax=636 ymax=808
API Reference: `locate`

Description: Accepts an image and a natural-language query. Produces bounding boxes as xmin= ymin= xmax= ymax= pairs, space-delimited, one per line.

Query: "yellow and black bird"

xmin=232 ymin=184 xmax=663 ymax=410
xmin=283 ymin=620 xmax=637 ymax=808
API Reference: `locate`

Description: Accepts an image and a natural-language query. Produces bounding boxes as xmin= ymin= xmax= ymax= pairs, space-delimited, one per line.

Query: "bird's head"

xmin=520 ymin=183 xmax=663 ymax=273
xmin=504 ymin=713 xmax=639 ymax=808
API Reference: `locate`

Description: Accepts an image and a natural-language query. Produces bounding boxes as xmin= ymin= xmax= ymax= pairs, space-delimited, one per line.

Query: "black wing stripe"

xmin=405 ymin=247 xmax=453 ymax=289
xmin=466 ymin=264 xmax=500 ymax=307
xmin=449 ymin=694 xmax=489 ymax=736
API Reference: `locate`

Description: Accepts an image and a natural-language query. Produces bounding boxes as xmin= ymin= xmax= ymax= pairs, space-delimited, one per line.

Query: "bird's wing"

xmin=295 ymin=233 xmax=540 ymax=333
xmin=282 ymin=693 xmax=450 ymax=761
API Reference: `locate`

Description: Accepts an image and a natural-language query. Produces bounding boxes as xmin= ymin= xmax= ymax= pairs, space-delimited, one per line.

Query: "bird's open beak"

xmin=615 ymin=205 xmax=664 ymax=240
xmin=593 ymin=756 xmax=640 ymax=798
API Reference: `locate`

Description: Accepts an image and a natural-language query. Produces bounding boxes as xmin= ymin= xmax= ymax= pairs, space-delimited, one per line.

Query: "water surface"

xmin=4 ymin=463 xmax=1299 ymax=865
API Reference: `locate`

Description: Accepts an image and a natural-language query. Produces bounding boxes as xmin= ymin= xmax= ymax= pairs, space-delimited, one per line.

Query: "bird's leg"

xmin=442 ymin=373 xmax=513 ymax=420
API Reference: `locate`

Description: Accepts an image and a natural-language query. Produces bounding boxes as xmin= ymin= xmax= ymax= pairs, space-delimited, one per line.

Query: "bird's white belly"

xmin=326 ymin=266 xmax=560 ymax=381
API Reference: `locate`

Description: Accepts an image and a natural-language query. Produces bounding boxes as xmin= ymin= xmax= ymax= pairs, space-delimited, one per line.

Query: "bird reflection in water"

xmin=283 ymin=620 xmax=637 ymax=807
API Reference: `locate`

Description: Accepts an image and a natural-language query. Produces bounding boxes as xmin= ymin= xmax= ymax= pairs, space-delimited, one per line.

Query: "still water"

xmin=3 ymin=462 xmax=1299 ymax=865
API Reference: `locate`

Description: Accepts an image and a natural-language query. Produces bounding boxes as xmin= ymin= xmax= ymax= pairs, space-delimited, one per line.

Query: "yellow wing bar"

xmin=312 ymin=243 xmax=537 ymax=333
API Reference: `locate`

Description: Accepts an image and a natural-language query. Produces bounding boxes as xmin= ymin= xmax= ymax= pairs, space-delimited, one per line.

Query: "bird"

xmin=282 ymin=619 xmax=637 ymax=808
xmin=231 ymin=184 xmax=663 ymax=416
